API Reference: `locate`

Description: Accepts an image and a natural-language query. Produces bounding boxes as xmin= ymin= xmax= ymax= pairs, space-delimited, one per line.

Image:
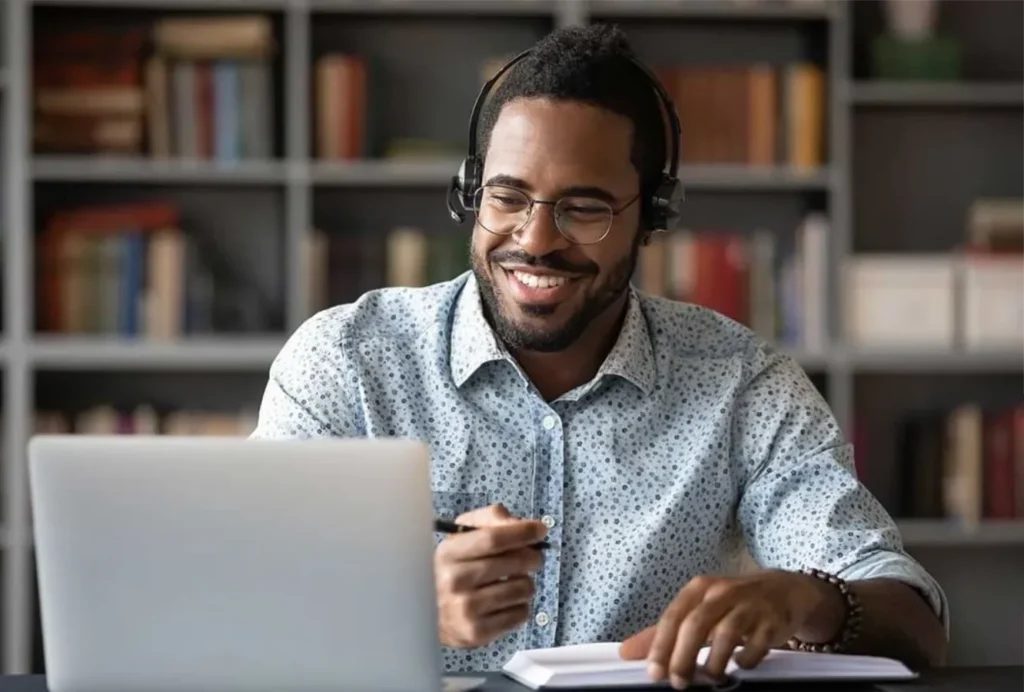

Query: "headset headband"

xmin=465 ymin=47 xmax=681 ymax=183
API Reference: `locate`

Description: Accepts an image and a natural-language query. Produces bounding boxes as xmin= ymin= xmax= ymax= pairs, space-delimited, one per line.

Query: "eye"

xmin=560 ymin=198 xmax=611 ymax=221
xmin=485 ymin=191 xmax=528 ymax=210
xmin=564 ymin=204 xmax=604 ymax=214
xmin=492 ymin=195 xmax=523 ymax=206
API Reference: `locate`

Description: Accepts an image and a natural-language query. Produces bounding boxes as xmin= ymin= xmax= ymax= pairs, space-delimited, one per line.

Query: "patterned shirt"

xmin=251 ymin=271 xmax=948 ymax=673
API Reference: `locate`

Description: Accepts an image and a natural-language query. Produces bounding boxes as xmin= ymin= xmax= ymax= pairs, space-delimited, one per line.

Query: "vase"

xmin=883 ymin=0 xmax=937 ymax=41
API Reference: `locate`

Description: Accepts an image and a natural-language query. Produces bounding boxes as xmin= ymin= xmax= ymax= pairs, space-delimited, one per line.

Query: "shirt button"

xmin=535 ymin=611 xmax=550 ymax=627
xmin=541 ymin=515 xmax=556 ymax=528
xmin=542 ymin=415 xmax=556 ymax=430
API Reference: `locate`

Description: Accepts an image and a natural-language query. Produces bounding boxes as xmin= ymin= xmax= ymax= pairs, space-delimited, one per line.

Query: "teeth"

xmin=512 ymin=271 xmax=570 ymax=289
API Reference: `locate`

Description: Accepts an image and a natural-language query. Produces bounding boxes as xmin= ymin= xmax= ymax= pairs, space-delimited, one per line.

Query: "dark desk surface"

xmin=0 ymin=668 xmax=1019 ymax=692
xmin=473 ymin=667 xmax=1023 ymax=691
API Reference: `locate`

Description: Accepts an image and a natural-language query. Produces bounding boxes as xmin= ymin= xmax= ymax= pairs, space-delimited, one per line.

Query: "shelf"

xmin=310 ymin=158 xmax=461 ymax=187
xmin=28 ymin=155 xmax=833 ymax=190
xmin=307 ymin=0 xmax=557 ymax=14
xmin=29 ymin=338 xmax=284 ymax=370
xmin=310 ymin=159 xmax=833 ymax=190
xmin=897 ymin=519 xmax=1024 ymax=547
xmin=850 ymin=82 xmax=1024 ymax=108
xmin=839 ymin=348 xmax=1024 ymax=373
xmin=33 ymin=157 xmax=290 ymax=185
xmin=587 ymin=0 xmax=837 ymax=20
xmin=30 ymin=0 xmax=292 ymax=7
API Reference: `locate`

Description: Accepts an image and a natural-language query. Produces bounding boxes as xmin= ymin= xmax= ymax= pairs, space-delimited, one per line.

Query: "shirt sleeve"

xmin=733 ymin=348 xmax=950 ymax=634
xmin=249 ymin=307 xmax=363 ymax=440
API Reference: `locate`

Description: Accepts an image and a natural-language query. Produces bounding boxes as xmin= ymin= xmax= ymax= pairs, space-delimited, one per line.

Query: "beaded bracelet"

xmin=786 ymin=568 xmax=863 ymax=654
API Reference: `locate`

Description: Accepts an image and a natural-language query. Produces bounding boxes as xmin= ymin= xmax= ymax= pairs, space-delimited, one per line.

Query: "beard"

xmin=471 ymin=233 xmax=640 ymax=353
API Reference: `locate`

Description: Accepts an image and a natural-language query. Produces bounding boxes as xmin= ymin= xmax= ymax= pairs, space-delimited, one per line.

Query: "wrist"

xmin=792 ymin=569 xmax=850 ymax=646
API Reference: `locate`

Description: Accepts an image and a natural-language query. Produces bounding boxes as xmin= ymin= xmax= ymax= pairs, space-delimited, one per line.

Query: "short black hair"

xmin=476 ymin=24 xmax=669 ymax=216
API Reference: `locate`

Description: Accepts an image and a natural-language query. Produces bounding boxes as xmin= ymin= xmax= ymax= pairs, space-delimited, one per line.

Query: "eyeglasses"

xmin=471 ymin=184 xmax=641 ymax=245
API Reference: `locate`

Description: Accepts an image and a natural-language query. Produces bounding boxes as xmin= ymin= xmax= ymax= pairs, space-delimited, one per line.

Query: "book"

xmin=501 ymin=642 xmax=918 ymax=689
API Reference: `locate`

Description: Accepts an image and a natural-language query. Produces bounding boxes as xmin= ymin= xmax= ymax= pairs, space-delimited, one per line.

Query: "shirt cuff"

xmin=836 ymin=550 xmax=950 ymax=636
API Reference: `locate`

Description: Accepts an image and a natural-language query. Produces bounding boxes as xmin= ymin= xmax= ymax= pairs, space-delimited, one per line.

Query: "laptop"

xmin=28 ymin=435 xmax=444 ymax=692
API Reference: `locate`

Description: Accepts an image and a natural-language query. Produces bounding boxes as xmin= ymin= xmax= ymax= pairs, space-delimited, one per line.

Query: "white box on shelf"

xmin=960 ymin=254 xmax=1024 ymax=351
xmin=843 ymin=254 xmax=956 ymax=349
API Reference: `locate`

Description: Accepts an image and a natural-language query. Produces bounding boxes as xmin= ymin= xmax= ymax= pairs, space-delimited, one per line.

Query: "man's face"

xmin=470 ymin=97 xmax=643 ymax=353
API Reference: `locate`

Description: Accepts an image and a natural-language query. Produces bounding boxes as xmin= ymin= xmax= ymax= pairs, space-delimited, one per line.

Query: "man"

xmin=251 ymin=24 xmax=948 ymax=689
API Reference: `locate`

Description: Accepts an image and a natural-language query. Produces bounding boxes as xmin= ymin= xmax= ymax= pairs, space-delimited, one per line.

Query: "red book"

xmin=689 ymin=234 xmax=749 ymax=325
xmin=983 ymin=410 xmax=1017 ymax=519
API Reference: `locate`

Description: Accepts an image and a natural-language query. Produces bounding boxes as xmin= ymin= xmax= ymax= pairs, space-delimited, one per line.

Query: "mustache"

xmin=489 ymin=249 xmax=598 ymax=275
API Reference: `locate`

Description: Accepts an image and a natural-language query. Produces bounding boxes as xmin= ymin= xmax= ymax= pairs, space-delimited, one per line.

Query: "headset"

xmin=446 ymin=47 xmax=685 ymax=238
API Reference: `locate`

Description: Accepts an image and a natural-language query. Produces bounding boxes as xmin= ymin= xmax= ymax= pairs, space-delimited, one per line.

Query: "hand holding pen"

xmin=432 ymin=504 xmax=549 ymax=649
xmin=434 ymin=518 xmax=550 ymax=550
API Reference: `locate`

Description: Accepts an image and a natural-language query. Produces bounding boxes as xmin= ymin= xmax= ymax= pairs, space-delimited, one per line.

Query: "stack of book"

xmin=896 ymin=402 xmax=1024 ymax=522
xmin=636 ymin=213 xmax=829 ymax=351
xmin=656 ymin=62 xmax=826 ymax=169
xmin=33 ymin=28 xmax=148 ymax=154
xmin=36 ymin=200 xmax=270 ymax=338
xmin=303 ymin=227 xmax=469 ymax=315
xmin=144 ymin=15 xmax=275 ymax=161
xmin=33 ymin=15 xmax=276 ymax=159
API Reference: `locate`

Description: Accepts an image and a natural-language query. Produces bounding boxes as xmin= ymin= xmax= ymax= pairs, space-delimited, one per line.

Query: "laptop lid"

xmin=28 ymin=435 xmax=442 ymax=692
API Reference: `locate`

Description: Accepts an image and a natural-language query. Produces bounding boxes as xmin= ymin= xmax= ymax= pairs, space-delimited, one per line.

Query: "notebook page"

xmin=696 ymin=648 xmax=917 ymax=681
xmin=503 ymin=643 xmax=651 ymax=688
xmin=519 ymin=642 xmax=637 ymax=666
xmin=504 ymin=643 xmax=918 ymax=688
xmin=503 ymin=643 xmax=729 ymax=688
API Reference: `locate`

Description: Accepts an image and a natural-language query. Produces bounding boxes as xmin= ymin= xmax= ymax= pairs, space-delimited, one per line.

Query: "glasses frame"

xmin=471 ymin=184 xmax=642 ymax=246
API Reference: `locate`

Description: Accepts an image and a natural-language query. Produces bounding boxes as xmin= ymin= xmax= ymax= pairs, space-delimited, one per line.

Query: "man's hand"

xmin=619 ymin=570 xmax=841 ymax=689
xmin=435 ymin=504 xmax=549 ymax=648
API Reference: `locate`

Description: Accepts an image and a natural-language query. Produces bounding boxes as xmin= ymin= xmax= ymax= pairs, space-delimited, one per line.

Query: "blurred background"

xmin=0 ymin=0 xmax=1021 ymax=677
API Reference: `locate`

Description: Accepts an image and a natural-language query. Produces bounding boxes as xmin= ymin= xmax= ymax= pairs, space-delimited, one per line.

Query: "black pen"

xmin=433 ymin=518 xmax=550 ymax=550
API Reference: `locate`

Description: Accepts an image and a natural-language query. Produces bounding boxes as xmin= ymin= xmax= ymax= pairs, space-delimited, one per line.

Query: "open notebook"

xmin=502 ymin=642 xmax=918 ymax=689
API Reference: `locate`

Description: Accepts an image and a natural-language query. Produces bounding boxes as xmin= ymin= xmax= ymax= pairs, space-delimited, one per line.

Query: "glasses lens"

xmin=555 ymin=197 xmax=614 ymax=244
xmin=474 ymin=185 xmax=530 ymax=236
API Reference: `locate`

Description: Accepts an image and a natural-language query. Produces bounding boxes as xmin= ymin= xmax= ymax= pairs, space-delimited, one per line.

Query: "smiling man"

xmin=251 ymin=24 xmax=948 ymax=688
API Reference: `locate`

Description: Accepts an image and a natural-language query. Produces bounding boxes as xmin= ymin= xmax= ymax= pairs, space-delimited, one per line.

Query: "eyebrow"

xmin=484 ymin=174 xmax=619 ymax=205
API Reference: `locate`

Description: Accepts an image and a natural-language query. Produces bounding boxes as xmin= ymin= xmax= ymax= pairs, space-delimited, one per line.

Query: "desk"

xmin=0 ymin=668 xmax=1019 ymax=692
xmin=470 ymin=667 xmax=1023 ymax=691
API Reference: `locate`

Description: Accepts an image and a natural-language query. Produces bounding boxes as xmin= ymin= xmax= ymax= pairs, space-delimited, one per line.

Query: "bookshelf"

xmin=849 ymin=81 xmax=1024 ymax=106
xmin=1 ymin=0 xmax=1022 ymax=675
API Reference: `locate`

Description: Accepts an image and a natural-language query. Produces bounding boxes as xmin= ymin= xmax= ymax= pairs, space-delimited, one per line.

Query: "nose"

xmin=515 ymin=202 xmax=572 ymax=257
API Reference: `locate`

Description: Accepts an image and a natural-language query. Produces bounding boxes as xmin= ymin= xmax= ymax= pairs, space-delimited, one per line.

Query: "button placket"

xmin=529 ymin=407 xmax=564 ymax=649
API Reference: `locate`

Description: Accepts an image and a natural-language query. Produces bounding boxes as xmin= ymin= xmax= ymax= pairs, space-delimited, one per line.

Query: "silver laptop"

xmin=28 ymin=435 xmax=443 ymax=692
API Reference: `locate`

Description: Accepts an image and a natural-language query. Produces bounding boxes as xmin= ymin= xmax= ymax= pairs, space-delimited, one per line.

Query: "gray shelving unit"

xmin=1 ymin=0 xmax=1022 ymax=675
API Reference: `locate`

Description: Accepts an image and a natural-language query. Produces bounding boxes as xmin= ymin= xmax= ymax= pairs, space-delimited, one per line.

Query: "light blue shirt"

xmin=251 ymin=271 xmax=948 ymax=672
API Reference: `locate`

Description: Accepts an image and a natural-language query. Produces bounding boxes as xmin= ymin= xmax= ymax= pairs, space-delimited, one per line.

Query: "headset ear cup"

xmin=651 ymin=174 xmax=684 ymax=232
xmin=645 ymin=179 xmax=668 ymax=232
xmin=449 ymin=157 xmax=480 ymax=224
xmin=461 ymin=157 xmax=480 ymax=210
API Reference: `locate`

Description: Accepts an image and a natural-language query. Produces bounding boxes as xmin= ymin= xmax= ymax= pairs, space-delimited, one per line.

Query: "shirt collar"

xmin=449 ymin=274 xmax=655 ymax=396
xmin=449 ymin=273 xmax=507 ymax=388
xmin=595 ymin=286 xmax=656 ymax=396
